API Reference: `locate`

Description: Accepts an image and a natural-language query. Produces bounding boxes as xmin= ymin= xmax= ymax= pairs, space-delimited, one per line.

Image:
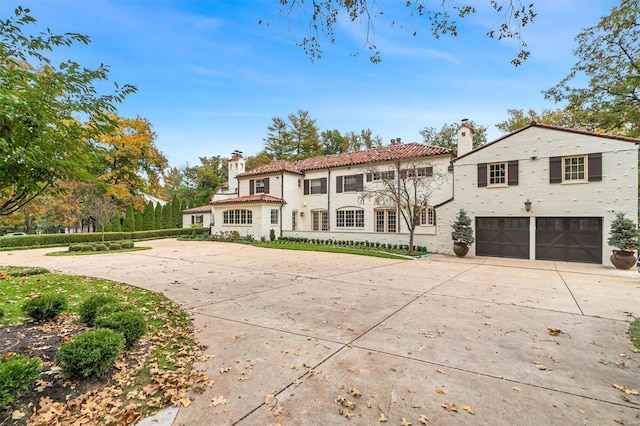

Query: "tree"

xmin=154 ymin=202 xmax=162 ymax=230
xmin=0 ymin=7 xmax=135 ymax=216
xmin=420 ymin=120 xmax=487 ymax=154
xmin=269 ymin=1 xmax=535 ymax=65
xmin=359 ymin=159 xmax=447 ymax=254
xmin=142 ymin=201 xmax=154 ymax=231
xmin=109 ymin=212 xmax=121 ymax=232
xmin=321 ymin=129 xmax=347 ymax=155
xmin=162 ymin=203 xmax=172 ymax=229
xmin=135 ymin=208 xmax=143 ymax=232
xmin=171 ymin=196 xmax=182 ymax=228
xmin=122 ymin=205 xmax=135 ymax=232
xmin=245 ymin=151 xmax=274 ymax=171
xmin=93 ymin=114 xmax=168 ymax=209
xmin=263 ymin=117 xmax=292 ymax=160
xmin=85 ymin=195 xmax=117 ymax=242
xmin=262 ymin=111 xmax=321 ymax=161
xmin=495 ymin=108 xmax=581 ymax=133
xmin=543 ymin=0 xmax=639 ymax=137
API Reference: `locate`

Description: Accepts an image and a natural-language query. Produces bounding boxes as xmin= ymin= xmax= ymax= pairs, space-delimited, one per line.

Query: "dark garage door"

xmin=476 ymin=217 xmax=530 ymax=259
xmin=536 ymin=217 xmax=602 ymax=264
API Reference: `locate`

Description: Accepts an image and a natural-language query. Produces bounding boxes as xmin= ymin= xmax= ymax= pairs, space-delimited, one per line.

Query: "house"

xmin=436 ymin=122 xmax=639 ymax=264
xmin=184 ymin=122 xmax=639 ymax=266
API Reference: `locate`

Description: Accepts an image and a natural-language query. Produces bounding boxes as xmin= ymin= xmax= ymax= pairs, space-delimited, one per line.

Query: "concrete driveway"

xmin=1 ymin=240 xmax=639 ymax=425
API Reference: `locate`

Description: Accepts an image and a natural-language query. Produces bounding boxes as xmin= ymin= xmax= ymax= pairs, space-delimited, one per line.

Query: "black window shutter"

xmin=426 ymin=167 xmax=433 ymax=177
xmin=249 ymin=179 xmax=255 ymax=195
xmin=388 ymin=171 xmax=395 ymax=180
xmin=508 ymin=160 xmax=519 ymax=186
xmin=477 ymin=163 xmax=487 ymax=187
xmin=303 ymin=179 xmax=309 ymax=195
xmin=336 ymin=176 xmax=343 ymax=193
xmin=399 ymin=169 xmax=407 ymax=179
xmin=356 ymin=174 xmax=364 ymax=191
xmin=588 ymin=153 xmax=602 ymax=181
xmin=549 ymin=157 xmax=562 ymax=183
xmin=320 ymin=177 xmax=327 ymax=194
xmin=263 ymin=178 xmax=270 ymax=193
xmin=366 ymin=173 xmax=373 ymax=182
xmin=433 ymin=208 xmax=437 ymax=226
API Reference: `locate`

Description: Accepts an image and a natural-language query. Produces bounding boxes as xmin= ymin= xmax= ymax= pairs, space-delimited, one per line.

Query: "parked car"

xmin=4 ymin=232 xmax=27 ymax=236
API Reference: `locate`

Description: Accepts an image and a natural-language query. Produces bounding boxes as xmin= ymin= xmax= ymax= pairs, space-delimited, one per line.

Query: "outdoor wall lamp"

xmin=524 ymin=199 xmax=532 ymax=212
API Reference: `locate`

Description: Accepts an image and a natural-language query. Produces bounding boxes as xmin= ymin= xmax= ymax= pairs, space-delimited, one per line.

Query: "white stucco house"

xmin=184 ymin=122 xmax=639 ymax=266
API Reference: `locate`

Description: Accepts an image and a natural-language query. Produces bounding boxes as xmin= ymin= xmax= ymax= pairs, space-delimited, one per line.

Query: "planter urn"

xmin=610 ymin=250 xmax=637 ymax=270
xmin=453 ymin=242 xmax=470 ymax=257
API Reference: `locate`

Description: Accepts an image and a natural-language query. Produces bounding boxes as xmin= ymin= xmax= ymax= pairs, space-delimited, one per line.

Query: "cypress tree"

xmin=142 ymin=201 xmax=155 ymax=231
xmin=154 ymin=203 xmax=162 ymax=230
xmin=110 ymin=214 xmax=121 ymax=232
xmin=123 ymin=205 xmax=135 ymax=232
xmin=172 ymin=197 xmax=182 ymax=228
xmin=162 ymin=203 xmax=172 ymax=229
xmin=135 ymin=209 xmax=143 ymax=232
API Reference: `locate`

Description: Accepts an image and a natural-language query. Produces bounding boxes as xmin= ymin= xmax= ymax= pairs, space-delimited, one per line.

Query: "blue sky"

xmin=6 ymin=1 xmax=617 ymax=168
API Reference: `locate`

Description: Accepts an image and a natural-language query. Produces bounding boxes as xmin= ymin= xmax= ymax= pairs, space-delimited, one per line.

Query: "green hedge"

xmin=0 ymin=228 xmax=208 ymax=249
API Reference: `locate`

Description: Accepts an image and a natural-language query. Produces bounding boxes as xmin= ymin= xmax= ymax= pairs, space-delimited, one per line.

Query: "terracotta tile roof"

xmin=211 ymin=194 xmax=286 ymax=205
xmin=239 ymin=143 xmax=451 ymax=177
xmin=455 ymin=122 xmax=640 ymax=161
xmin=182 ymin=205 xmax=212 ymax=213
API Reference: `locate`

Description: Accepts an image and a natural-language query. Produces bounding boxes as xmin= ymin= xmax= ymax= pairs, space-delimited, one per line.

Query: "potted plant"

xmin=607 ymin=212 xmax=639 ymax=270
xmin=451 ymin=209 xmax=474 ymax=257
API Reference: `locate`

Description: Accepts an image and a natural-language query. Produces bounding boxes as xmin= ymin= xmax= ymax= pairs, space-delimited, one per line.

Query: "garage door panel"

xmin=476 ymin=217 xmax=530 ymax=259
xmin=535 ymin=217 xmax=602 ymax=264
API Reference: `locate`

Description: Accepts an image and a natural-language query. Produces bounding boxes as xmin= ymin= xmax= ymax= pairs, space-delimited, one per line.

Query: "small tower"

xmin=227 ymin=150 xmax=245 ymax=193
xmin=456 ymin=118 xmax=474 ymax=156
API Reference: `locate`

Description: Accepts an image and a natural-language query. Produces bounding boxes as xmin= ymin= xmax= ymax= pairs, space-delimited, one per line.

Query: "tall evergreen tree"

xmin=162 ymin=203 xmax=173 ymax=229
xmin=135 ymin=208 xmax=143 ymax=232
xmin=123 ymin=205 xmax=135 ymax=232
xmin=154 ymin=203 xmax=162 ymax=230
xmin=288 ymin=110 xmax=322 ymax=160
xmin=110 ymin=213 xmax=121 ymax=232
xmin=171 ymin=197 xmax=182 ymax=228
xmin=142 ymin=201 xmax=154 ymax=231
xmin=263 ymin=117 xmax=292 ymax=159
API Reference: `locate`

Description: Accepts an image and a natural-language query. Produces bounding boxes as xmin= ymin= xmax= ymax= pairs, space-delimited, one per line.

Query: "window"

xmin=405 ymin=167 xmax=433 ymax=178
xmin=489 ymin=163 xmax=506 ymax=185
xmin=191 ymin=215 xmax=204 ymax=224
xmin=336 ymin=209 xmax=364 ymax=228
xmin=292 ymin=211 xmax=297 ymax=230
xmin=312 ymin=211 xmax=329 ymax=231
xmin=564 ymin=155 xmax=585 ymax=181
xmin=420 ymin=207 xmax=435 ymax=226
xmin=304 ymin=178 xmax=327 ymax=194
xmin=478 ymin=161 xmax=518 ymax=187
xmin=270 ymin=209 xmax=279 ymax=225
xmin=343 ymin=175 xmax=358 ymax=192
xmin=255 ymin=179 xmax=265 ymax=193
xmin=367 ymin=171 xmax=395 ymax=181
xmin=375 ymin=209 xmax=397 ymax=233
xmin=249 ymin=178 xmax=269 ymax=195
xmin=223 ymin=209 xmax=252 ymax=224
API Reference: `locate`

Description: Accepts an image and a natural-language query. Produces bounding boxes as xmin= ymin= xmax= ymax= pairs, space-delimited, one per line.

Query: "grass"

xmin=630 ymin=318 xmax=640 ymax=350
xmin=0 ymin=266 xmax=207 ymax=422
xmin=251 ymin=241 xmax=417 ymax=260
xmin=46 ymin=246 xmax=150 ymax=256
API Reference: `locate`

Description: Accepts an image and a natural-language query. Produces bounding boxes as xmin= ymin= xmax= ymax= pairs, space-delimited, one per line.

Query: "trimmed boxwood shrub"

xmin=79 ymin=295 xmax=119 ymax=326
xmin=120 ymin=240 xmax=134 ymax=249
xmin=22 ymin=294 xmax=68 ymax=321
xmin=109 ymin=242 xmax=122 ymax=250
xmin=95 ymin=310 xmax=147 ymax=347
xmin=0 ymin=354 xmax=42 ymax=409
xmin=94 ymin=243 xmax=107 ymax=251
xmin=55 ymin=329 xmax=125 ymax=378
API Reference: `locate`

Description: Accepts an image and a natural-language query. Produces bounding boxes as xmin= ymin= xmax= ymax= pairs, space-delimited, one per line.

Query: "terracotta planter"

xmin=453 ymin=242 xmax=469 ymax=257
xmin=610 ymin=250 xmax=637 ymax=270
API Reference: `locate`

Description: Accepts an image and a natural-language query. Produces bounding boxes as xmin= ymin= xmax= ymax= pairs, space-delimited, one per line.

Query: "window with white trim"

xmin=343 ymin=175 xmax=358 ymax=192
xmin=488 ymin=162 xmax=506 ymax=185
xmin=223 ymin=209 xmax=252 ymax=224
xmin=375 ymin=209 xmax=397 ymax=233
xmin=406 ymin=167 xmax=433 ymax=178
xmin=564 ymin=155 xmax=586 ymax=181
xmin=270 ymin=209 xmax=278 ymax=225
xmin=420 ymin=207 xmax=435 ymax=226
xmin=371 ymin=171 xmax=395 ymax=181
xmin=336 ymin=209 xmax=364 ymax=228
xmin=312 ymin=210 xmax=329 ymax=231
xmin=310 ymin=178 xmax=323 ymax=194
xmin=255 ymin=179 xmax=265 ymax=193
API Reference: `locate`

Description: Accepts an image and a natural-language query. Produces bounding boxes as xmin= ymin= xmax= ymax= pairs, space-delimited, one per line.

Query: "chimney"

xmin=456 ymin=119 xmax=474 ymax=156
xmin=396 ymin=137 xmax=401 ymax=144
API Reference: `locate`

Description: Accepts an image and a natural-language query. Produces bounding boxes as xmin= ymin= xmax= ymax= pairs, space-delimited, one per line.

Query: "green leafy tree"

xmin=420 ymin=120 xmax=487 ymax=154
xmin=122 ymin=205 xmax=135 ymax=232
xmin=288 ymin=110 xmax=322 ymax=160
xmin=269 ymin=1 xmax=535 ymax=65
xmin=543 ymin=0 xmax=639 ymax=138
xmin=495 ymin=108 xmax=582 ymax=133
xmin=0 ymin=7 xmax=135 ymax=216
xmin=263 ymin=117 xmax=292 ymax=160
xmin=154 ymin=202 xmax=162 ymax=230
xmin=321 ymin=129 xmax=347 ymax=155
xmin=171 ymin=196 xmax=182 ymax=228
xmin=245 ymin=151 xmax=274 ymax=171
xmin=134 ymin=208 xmax=143 ymax=232
xmin=85 ymin=195 xmax=117 ymax=242
xmin=142 ymin=201 xmax=154 ymax=231
xmin=162 ymin=203 xmax=172 ymax=229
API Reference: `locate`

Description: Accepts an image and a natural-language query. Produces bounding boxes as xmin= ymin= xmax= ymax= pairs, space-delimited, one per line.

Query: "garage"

xmin=476 ymin=217 xmax=530 ymax=259
xmin=535 ymin=217 xmax=602 ymax=264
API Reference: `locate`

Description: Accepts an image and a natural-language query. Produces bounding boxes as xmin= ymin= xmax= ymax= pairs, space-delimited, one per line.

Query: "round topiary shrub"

xmin=22 ymin=294 xmax=68 ymax=321
xmin=94 ymin=243 xmax=107 ymax=251
xmin=109 ymin=242 xmax=121 ymax=250
xmin=0 ymin=353 xmax=42 ymax=410
xmin=69 ymin=244 xmax=84 ymax=252
xmin=95 ymin=310 xmax=147 ymax=347
xmin=79 ymin=295 xmax=119 ymax=326
xmin=120 ymin=241 xmax=134 ymax=249
xmin=55 ymin=329 xmax=125 ymax=378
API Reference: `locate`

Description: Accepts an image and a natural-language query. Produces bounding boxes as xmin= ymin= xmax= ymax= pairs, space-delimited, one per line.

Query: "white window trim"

xmin=336 ymin=208 xmax=365 ymax=229
xmin=310 ymin=178 xmax=323 ymax=195
xmin=562 ymin=155 xmax=587 ymax=183
xmin=343 ymin=175 xmax=359 ymax=192
xmin=420 ymin=207 xmax=435 ymax=226
xmin=487 ymin=162 xmax=507 ymax=187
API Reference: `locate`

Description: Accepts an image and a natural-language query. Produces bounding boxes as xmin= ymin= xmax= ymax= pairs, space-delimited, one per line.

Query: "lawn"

xmin=0 ymin=266 xmax=210 ymax=425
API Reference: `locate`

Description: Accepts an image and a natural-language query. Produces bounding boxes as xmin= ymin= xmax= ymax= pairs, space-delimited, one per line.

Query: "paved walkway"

xmin=1 ymin=240 xmax=639 ymax=425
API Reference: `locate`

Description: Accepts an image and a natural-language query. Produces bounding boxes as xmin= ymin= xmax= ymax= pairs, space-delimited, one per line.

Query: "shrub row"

xmin=69 ymin=240 xmax=135 ymax=252
xmin=0 ymin=228 xmax=209 ymax=248
xmin=276 ymin=237 xmax=428 ymax=254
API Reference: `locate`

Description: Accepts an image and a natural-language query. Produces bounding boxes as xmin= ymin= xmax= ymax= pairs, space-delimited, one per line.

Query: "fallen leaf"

xmin=613 ymin=384 xmax=638 ymax=395
xmin=442 ymin=402 xmax=458 ymax=412
xmin=436 ymin=369 xmax=449 ymax=376
xmin=219 ymin=367 xmax=231 ymax=374
xmin=614 ymin=417 xmax=625 ymax=425
xmin=379 ymin=412 xmax=388 ymax=422
xmin=181 ymin=398 xmax=191 ymax=407
xmin=265 ymin=393 xmax=275 ymax=405
xmin=418 ymin=414 xmax=429 ymax=424
xmin=435 ymin=388 xmax=445 ymax=394
xmin=273 ymin=405 xmax=284 ymax=416
xmin=535 ymin=364 xmax=551 ymax=371
xmin=400 ymin=417 xmax=412 ymax=426
xmin=462 ymin=405 xmax=474 ymax=415
xmin=512 ymin=386 xmax=522 ymax=392
xmin=348 ymin=386 xmax=362 ymax=397
xmin=12 ymin=410 xmax=25 ymax=420
xmin=210 ymin=395 xmax=227 ymax=407
xmin=547 ymin=327 xmax=562 ymax=336
xmin=623 ymin=395 xmax=639 ymax=405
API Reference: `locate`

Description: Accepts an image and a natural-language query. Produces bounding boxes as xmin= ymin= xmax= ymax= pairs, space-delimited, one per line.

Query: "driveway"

xmin=1 ymin=240 xmax=639 ymax=425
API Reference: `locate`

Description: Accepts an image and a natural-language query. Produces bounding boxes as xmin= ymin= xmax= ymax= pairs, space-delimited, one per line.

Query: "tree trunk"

xmin=408 ymin=228 xmax=415 ymax=255
xmin=24 ymin=211 xmax=34 ymax=234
